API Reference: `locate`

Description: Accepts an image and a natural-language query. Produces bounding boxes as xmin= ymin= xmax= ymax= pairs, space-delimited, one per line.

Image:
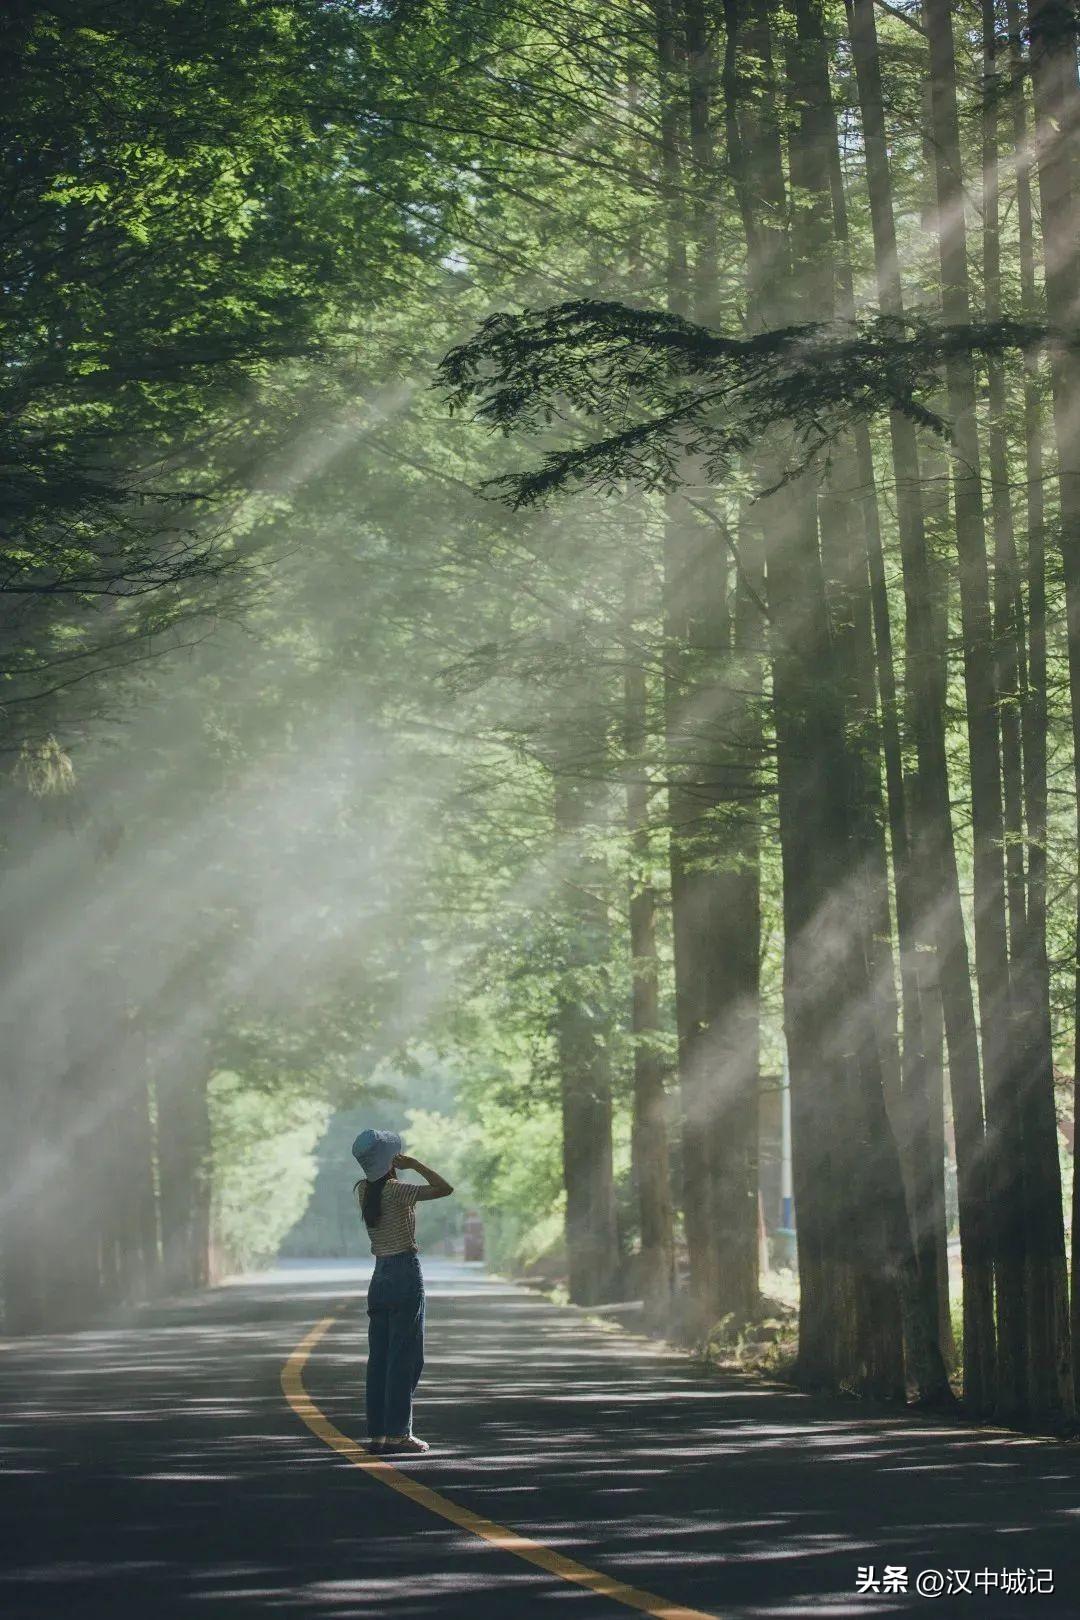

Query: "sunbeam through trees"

xmin=2 ymin=0 xmax=1079 ymax=1501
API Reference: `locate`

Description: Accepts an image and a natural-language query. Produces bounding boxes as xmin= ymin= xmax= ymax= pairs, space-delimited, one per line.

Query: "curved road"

xmin=1 ymin=1259 xmax=1078 ymax=1618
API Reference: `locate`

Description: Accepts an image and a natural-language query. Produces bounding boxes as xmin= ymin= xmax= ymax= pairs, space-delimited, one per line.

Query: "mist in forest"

xmin=2 ymin=0 xmax=1078 ymax=1437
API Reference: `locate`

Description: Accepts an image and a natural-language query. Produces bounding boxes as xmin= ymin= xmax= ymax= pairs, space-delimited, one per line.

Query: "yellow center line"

xmin=281 ymin=1308 xmax=721 ymax=1620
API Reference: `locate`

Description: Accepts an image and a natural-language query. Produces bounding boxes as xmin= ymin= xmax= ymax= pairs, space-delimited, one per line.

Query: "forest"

xmin=2 ymin=0 xmax=1079 ymax=1437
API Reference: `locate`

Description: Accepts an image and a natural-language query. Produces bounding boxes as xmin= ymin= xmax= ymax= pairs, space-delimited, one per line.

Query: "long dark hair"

xmin=356 ymin=1172 xmax=391 ymax=1230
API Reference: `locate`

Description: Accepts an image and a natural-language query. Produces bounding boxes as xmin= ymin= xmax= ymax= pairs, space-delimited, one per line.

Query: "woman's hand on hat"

xmin=393 ymin=1152 xmax=417 ymax=1170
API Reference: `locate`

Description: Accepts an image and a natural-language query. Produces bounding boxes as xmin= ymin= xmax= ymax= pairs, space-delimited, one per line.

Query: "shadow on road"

xmin=1 ymin=1259 xmax=1077 ymax=1618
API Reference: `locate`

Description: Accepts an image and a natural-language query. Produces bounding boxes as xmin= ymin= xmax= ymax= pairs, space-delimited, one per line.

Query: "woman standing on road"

xmin=352 ymin=1128 xmax=453 ymax=1455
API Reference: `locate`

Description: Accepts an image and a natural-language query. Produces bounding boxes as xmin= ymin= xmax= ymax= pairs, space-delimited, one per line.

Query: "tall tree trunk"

xmin=918 ymin=67 xmax=973 ymax=1387
xmin=656 ymin=0 xmax=762 ymax=1338
xmin=722 ymin=0 xmax=847 ymax=1388
xmin=686 ymin=0 xmax=762 ymax=1336
xmin=0 ymin=786 xmax=47 ymax=1332
xmin=623 ymin=545 xmax=677 ymax=1325
xmin=124 ymin=1022 xmax=161 ymax=1303
xmin=982 ymin=1 xmax=1029 ymax=958
xmin=157 ymin=1044 xmax=212 ymax=1295
xmin=655 ymin=0 xmax=718 ymax=1334
xmin=1008 ymin=6 xmax=1058 ymax=1411
xmin=552 ymin=749 xmax=622 ymax=1307
xmin=1 ymin=1010 xmax=67 ymax=1331
xmin=983 ymin=0 xmax=1038 ymax=1399
xmin=623 ymin=75 xmax=678 ymax=1330
xmin=925 ymin=0 xmax=1030 ymax=1421
xmin=1 ymin=780 xmax=97 ymax=1332
xmin=662 ymin=506 xmax=762 ymax=1335
xmin=786 ymin=0 xmax=948 ymax=1400
xmin=815 ymin=4 xmax=952 ymax=1402
xmin=1025 ymin=0 xmax=1080 ymax=1414
xmin=715 ymin=0 xmax=902 ymax=1394
xmin=984 ymin=0 xmax=1071 ymax=1425
xmin=720 ymin=499 xmax=766 ymax=1326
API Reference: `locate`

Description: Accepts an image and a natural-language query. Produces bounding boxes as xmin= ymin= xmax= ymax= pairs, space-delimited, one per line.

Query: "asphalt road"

xmin=2 ymin=1258 xmax=1078 ymax=1619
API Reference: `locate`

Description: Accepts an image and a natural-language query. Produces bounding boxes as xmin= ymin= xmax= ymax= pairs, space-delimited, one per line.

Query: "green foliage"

xmin=8 ymin=0 xmax=1078 ymax=1385
xmin=438 ymin=300 xmax=1054 ymax=507
xmin=0 ymin=0 xmax=443 ymax=749
xmin=209 ymin=1071 xmax=330 ymax=1272
xmin=405 ymin=1090 xmax=566 ymax=1272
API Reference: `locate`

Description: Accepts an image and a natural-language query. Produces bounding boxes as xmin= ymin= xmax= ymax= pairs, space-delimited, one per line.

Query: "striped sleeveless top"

xmin=365 ymin=1177 xmax=420 ymax=1257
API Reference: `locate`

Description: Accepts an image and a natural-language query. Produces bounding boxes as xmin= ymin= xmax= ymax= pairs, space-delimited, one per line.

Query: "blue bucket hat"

xmin=351 ymin=1127 xmax=402 ymax=1181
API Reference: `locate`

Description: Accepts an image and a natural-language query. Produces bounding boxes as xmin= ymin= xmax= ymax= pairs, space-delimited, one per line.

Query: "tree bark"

xmin=716 ymin=0 xmax=905 ymax=1394
xmin=1024 ymin=0 xmax=1080 ymax=1415
xmin=552 ymin=750 xmax=622 ymax=1307
xmin=623 ymin=545 xmax=677 ymax=1326
xmin=925 ymin=0 xmax=1030 ymax=1420
xmin=788 ymin=0 xmax=952 ymax=1400
xmin=817 ymin=1 xmax=953 ymax=1402
xmin=157 ymin=1043 xmax=212 ymax=1295
xmin=655 ymin=0 xmax=763 ymax=1338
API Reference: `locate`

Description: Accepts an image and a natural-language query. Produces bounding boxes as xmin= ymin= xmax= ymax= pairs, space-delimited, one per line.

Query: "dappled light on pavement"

xmin=2 ymin=1260 xmax=1078 ymax=1618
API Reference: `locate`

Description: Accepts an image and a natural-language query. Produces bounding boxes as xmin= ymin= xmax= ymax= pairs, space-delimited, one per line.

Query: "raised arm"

xmin=394 ymin=1153 xmax=454 ymax=1201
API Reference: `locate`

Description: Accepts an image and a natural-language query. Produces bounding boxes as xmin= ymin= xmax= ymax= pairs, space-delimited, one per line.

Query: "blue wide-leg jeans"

xmin=366 ymin=1252 xmax=425 ymax=1439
